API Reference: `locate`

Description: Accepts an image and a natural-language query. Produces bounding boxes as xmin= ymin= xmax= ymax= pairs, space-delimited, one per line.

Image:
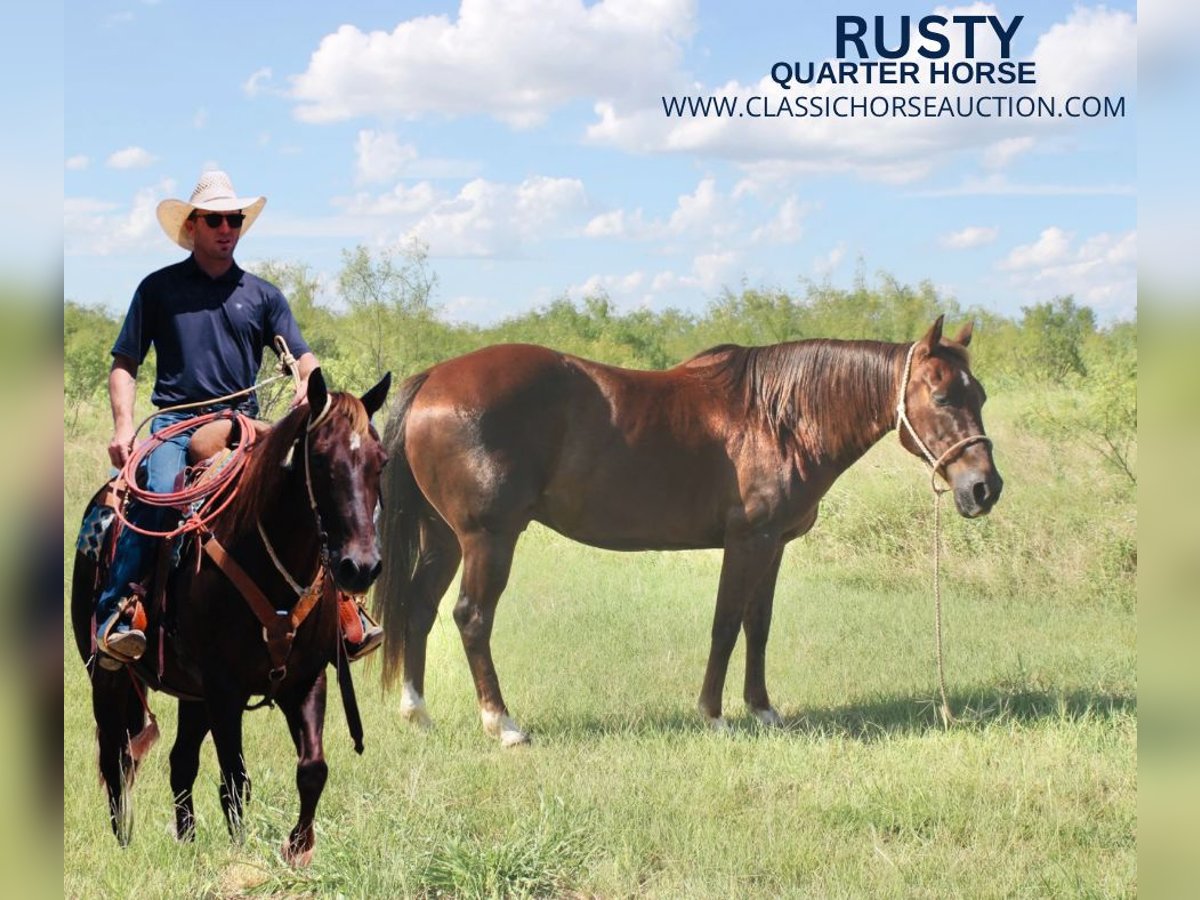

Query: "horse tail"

xmin=373 ymin=369 xmax=432 ymax=689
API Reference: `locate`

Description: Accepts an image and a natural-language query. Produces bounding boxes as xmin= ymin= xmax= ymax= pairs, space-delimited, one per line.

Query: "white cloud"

xmin=65 ymin=155 xmax=89 ymax=171
xmin=983 ymin=136 xmax=1035 ymax=170
xmin=584 ymin=177 xmax=736 ymax=243
xmin=1001 ymin=226 xmax=1073 ymax=269
xmin=1000 ymin=227 xmax=1136 ymax=316
xmin=335 ymin=182 xmax=442 ymax=217
xmin=290 ymin=0 xmax=696 ymax=127
xmin=106 ymin=146 xmax=157 ymax=169
xmin=749 ymin=196 xmax=812 ymax=244
xmin=244 ymin=67 xmax=274 ymax=97
xmin=354 ymin=130 xmax=419 ymax=184
xmin=567 ymin=270 xmax=647 ymax=302
xmin=940 ymin=225 xmax=999 ymax=249
xmin=812 ymin=243 xmax=847 ymax=278
xmin=64 ymin=180 xmax=175 ymax=256
xmin=399 ymin=175 xmax=589 ymax=257
xmin=1031 ymin=6 xmax=1137 ymax=97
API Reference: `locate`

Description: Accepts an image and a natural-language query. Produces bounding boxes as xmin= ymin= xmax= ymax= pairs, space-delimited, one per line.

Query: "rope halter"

xmin=895 ymin=341 xmax=992 ymax=494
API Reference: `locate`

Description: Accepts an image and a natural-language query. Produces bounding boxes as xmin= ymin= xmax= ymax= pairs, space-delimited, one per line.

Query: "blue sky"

xmin=64 ymin=1 xmax=1137 ymax=325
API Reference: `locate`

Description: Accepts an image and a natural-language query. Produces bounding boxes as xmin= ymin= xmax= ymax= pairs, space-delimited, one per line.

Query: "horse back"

xmin=405 ymin=344 xmax=741 ymax=548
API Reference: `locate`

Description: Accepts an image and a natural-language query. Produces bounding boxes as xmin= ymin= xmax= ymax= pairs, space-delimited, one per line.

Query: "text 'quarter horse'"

xmin=70 ymin=369 xmax=390 ymax=865
xmin=372 ymin=316 xmax=1002 ymax=745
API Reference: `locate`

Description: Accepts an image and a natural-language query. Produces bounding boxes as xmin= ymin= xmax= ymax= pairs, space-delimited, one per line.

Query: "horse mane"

xmin=223 ymin=393 xmax=370 ymax=537
xmin=683 ymin=339 xmax=910 ymax=460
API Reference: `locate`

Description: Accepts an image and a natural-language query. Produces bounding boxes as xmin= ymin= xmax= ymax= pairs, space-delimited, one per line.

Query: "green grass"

xmin=63 ymin=393 xmax=1135 ymax=898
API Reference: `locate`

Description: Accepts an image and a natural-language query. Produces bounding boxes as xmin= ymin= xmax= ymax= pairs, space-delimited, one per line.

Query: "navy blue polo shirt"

xmin=111 ymin=256 xmax=311 ymax=408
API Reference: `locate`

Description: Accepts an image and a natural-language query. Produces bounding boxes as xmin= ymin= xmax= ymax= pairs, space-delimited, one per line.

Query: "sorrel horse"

xmin=373 ymin=317 xmax=1001 ymax=745
xmin=70 ymin=369 xmax=390 ymax=864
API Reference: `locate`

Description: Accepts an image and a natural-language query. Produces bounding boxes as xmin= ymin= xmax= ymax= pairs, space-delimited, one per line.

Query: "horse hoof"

xmin=283 ymin=840 xmax=314 ymax=868
xmin=752 ymin=707 xmax=784 ymax=728
xmin=500 ymin=727 xmax=531 ymax=748
xmin=400 ymin=682 xmax=434 ymax=730
xmin=482 ymin=709 xmax=528 ymax=747
xmin=705 ymin=716 xmax=732 ymax=734
xmin=403 ymin=706 xmax=434 ymax=731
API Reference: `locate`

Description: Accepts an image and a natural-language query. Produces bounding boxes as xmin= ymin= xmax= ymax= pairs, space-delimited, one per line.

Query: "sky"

xmin=63 ymin=0 xmax=1138 ymax=326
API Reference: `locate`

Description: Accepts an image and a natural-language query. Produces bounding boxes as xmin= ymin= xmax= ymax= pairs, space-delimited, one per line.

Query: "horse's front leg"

xmin=92 ymin=669 xmax=145 ymax=845
xmin=742 ymin=546 xmax=785 ymax=727
xmin=278 ymin=671 xmax=328 ymax=867
xmin=698 ymin=530 xmax=781 ymax=729
xmin=169 ymin=699 xmax=210 ymax=841
xmin=205 ymin=679 xmax=251 ymax=841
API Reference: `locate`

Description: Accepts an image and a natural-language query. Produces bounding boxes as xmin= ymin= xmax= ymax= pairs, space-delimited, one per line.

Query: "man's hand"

xmin=290 ymin=377 xmax=309 ymax=409
xmin=289 ymin=351 xmax=320 ymax=409
xmin=108 ymin=424 xmax=135 ymax=469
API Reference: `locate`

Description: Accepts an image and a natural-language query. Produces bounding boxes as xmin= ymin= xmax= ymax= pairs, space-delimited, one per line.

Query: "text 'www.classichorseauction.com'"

xmin=661 ymin=13 xmax=1128 ymax=121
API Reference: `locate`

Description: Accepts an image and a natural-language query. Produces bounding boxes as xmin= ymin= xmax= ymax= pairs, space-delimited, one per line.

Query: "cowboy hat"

xmin=156 ymin=170 xmax=266 ymax=251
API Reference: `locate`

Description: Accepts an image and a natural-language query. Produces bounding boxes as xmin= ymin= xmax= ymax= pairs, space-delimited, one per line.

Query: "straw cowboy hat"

xmin=156 ymin=170 xmax=266 ymax=251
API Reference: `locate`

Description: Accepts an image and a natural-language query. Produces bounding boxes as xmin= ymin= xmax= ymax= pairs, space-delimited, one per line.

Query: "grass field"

xmin=63 ymin=393 xmax=1136 ymax=897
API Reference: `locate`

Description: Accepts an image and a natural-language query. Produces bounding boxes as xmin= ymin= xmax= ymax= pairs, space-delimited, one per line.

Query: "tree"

xmin=337 ymin=240 xmax=438 ymax=383
xmin=1019 ymin=296 xmax=1096 ymax=383
xmin=64 ymin=301 xmax=118 ymax=432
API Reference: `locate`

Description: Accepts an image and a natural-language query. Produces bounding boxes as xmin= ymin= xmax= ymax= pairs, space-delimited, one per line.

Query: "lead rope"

xmin=896 ymin=342 xmax=992 ymax=728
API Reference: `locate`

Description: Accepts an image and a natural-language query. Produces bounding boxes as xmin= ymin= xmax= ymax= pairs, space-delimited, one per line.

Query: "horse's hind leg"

xmin=742 ymin=547 xmax=785 ymax=727
xmin=401 ymin=514 xmax=462 ymax=729
xmin=169 ymin=699 xmax=210 ymax=841
xmin=454 ymin=529 xmax=528 ymax=747
xmin=92 ymin=671 xmax=144 ymax=844
xmin=278 ymin=672 xmax=328 ymax=867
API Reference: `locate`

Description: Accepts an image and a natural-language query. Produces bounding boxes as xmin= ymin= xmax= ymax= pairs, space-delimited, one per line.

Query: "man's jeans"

xmin=95 ymin=400 xmax=258 ymax=628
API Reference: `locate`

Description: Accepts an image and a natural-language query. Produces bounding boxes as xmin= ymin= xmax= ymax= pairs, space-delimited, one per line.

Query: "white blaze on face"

xmin=349 ymin=431 xmax=362 ymax=452
xmin=960 ymin=371 xmax=971 ymax=388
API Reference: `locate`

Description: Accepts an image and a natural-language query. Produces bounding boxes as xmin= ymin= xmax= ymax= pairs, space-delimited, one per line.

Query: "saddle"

xmin=77 ymin=419 xmax=376 ymax=671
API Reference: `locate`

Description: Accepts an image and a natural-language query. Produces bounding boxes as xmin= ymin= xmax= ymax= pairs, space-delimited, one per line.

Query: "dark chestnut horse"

xmin=373 ymin=317 xmax=1001 ymax=745
xmin=71 ymin=369 xmax=390 ymax=864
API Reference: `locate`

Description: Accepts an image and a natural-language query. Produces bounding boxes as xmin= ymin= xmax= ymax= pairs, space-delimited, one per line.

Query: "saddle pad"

xmin=76 ymin=495 xmax=115 ymax=562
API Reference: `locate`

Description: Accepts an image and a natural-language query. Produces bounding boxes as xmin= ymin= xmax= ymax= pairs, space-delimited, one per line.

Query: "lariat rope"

xmin=114 ymin=410 xmax=259 ymax=539
xmin=895 ymin=341 xmax=992 ymax=728
xmin=112 ymin=336 xmax=303 ymax=540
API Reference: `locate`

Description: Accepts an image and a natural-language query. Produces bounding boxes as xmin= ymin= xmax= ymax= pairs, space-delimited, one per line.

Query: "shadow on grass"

xmin=531 ymin=687 xmax=1136 ymax=744
xmin=778 ymin=686 xmax=1136 ymax=742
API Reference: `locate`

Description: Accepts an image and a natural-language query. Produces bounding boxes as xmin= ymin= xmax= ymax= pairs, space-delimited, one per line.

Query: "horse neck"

xmin=219 ymin=422 xmax=323 ymax=586
xmin=798 ymin=340 xmax=907 ymax=471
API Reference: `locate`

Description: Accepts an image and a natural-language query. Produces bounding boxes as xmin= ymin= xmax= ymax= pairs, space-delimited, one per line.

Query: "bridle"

xmin=895 ymin=341 xmax=992 ymax=492
xmin=257 ymin=392 xmax=336 ymax=597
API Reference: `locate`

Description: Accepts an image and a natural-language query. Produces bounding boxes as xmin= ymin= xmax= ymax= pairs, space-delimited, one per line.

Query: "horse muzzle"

xmin=331 ymin=552 xmax=383 ymax=594
xmin=952 ymin=469 xmax=1003 ymax=518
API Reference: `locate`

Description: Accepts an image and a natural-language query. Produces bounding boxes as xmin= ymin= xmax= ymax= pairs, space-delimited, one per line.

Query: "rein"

xmin=896 ymin=341 xmax=992 ymax=728
xmin=203 ymin=411 xmax=332 ymax=706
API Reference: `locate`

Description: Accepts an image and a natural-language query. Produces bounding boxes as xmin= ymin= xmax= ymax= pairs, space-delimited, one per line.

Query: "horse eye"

xmin=933 ymin=392 xmax=950 ymax=407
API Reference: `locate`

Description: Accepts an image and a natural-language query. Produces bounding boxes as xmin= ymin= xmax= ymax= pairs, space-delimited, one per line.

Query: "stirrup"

xmin=344 ymin=622 xmax=383 ymax=662
xmin=97 ymin=608 xmax=147 ymax=665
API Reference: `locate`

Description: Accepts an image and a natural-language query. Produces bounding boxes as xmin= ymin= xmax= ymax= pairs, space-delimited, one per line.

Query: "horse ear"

xmin=361 ymin=372 xmax=392 ymax=418
xmin=954 ymin=320 xmax=974 ymax=347
xmin=307 ymin=366 xmax=328 ymax=418
xmin=921 ymin=315 xmax=945 ymax=355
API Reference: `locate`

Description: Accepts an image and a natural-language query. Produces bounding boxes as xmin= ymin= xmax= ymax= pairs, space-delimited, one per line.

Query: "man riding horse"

xmin=95 ymin=169 xmax=382 ymax=666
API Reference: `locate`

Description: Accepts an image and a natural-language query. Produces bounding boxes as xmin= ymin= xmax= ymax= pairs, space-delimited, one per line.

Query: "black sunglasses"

xmin=189 ymin=211 xmax=246 ymax=228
